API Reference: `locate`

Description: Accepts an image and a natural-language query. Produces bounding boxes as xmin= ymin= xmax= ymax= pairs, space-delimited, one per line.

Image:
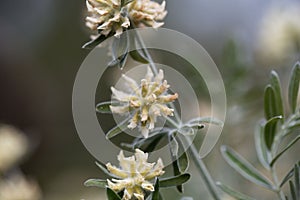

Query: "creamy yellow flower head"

xmin=0 ymin=175 xmax=41 ymax=200
xmin=0 ymin=126 xmax=28 ymax=172
xmin=106 ymin=149 xmax=164 ymax=200
xmin=128 ymin=0 xmax=167 ymax=28
xmin=86 ymin=0 xmax=130 ymax=37
xmin=85 ymin=0 xmax=167 ymax=37
xmin=256 ymin=3 xmax=300 ymax=66
xmin=110 ymin=67 xmax=178 ymax=138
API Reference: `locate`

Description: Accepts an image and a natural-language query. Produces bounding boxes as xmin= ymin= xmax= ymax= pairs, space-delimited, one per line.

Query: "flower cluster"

xmin=0 ymin=126 xmax=28 ymax=172
xmin=106 ymin=149 xmax=164 ymax=200
xmin=110 ymin=67 xmax=178 ymax=138
xmin=85 ymin=0 xmax=167 ymax=37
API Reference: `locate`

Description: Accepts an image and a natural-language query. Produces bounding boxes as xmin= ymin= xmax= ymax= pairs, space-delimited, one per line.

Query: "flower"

xmin=0 ymin=126 xmax=28 ymax=172
xmin=0 ymin=175 xmax=41 ymax=200
xmin=110 ymin=67 xmax=178 ymax=138
xmin=106 ymin=149 xmax=164 ymax=200
xmin=128 ymin=0 xmax=167 ymax=28
xmin=85 ymin=0 xmax=130 ymax=37
xmin=85 ymin=0 xmax=167 ymax=37
xmin=256 ymin=3 xmax=300 ymax=66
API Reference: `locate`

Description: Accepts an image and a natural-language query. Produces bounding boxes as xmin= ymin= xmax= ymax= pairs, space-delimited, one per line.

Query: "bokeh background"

xmin=0 ymin=0 xmax=299 ymax=199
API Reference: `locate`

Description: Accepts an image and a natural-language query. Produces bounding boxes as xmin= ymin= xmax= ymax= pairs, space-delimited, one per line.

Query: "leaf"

xmin=109 ymin=33 xmax=129 ymax=69
xmin=264 ymin=85 xmax=279 ymax=120
xmin=264 ymin=116 xmax=282 ymax=150
xmin=106 ymin=118 xmax=129 ymax=139
xmin=270 ymin=71 xmax=284 ymax=118
xmin=216 ymin=182 xmax=256 ymax=200
xmin=84 ymin=179 xmax=107 ymax=188
xmin=176 ymin=137 xmax=189 ymax=173
xmin=295 ymin=163 xmax=300 ymax=199
xmin=254 ymin=123 xmax=270 ymax=169
xmin=82 ymin=34 xmax=108 ymax=49
xmin=280 ymin=162 xmax=300 ymax=187
xmin=289 ymin=181 xmax=297 ymax=200
xmin=121 ymin=0 xmax=134 ymax=7
xmin=95 ymin=162 xmax=118 ymax=179
xmin=159 ymin=174 xmax=191 ymax=188
xmin=152 ymin=178 xmax=160 ymax=200
xmin=96 ymin=101 xmax=115 ymax=114
xmin=106 ymin=187 xmax=121 ymax=200
xmin=187 ymin=117 xmax=224 ymax=127
xmin=130 ymin=50 xmax=149 ymax=63
xmin=220 ymin=146 xmax=274 ymax=190
xmin=270 ymin=136 xmax=300 ymax=167
xmin=288 ymin=62 xmax=300 ymax=113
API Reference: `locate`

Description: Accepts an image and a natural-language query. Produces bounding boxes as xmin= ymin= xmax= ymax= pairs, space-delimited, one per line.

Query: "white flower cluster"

xmin=110 ymin=67 xmax=178 ymax=138
xmin=106 ymin=149 xmax=164 ymax=200
xmin=256 ymin=3 xmax=300 ymax=65
xmin=85 ymin=0 xmax=167 ymax=37
xmin=0 ymin=126 xmax=28 ymax=172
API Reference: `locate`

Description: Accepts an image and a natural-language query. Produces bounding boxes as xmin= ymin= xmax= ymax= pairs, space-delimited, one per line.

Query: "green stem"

xmin=133 ymin=29 xmax=221 ymax=200
xmin=271 ymin=166 xmax=286 ymax=200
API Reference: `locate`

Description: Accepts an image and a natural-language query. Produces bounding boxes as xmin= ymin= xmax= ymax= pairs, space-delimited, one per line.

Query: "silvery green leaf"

xmin=106 ymin=187 xmax=121 ymax=200
xmin=84 ymin=179 xmax=107 ymax=188
xmin=289 ymin=181 xmax=297 ymax=200
xmin=264 ymin=115 xmax=282 ymax=150
xmin=187 ymin=117 xmax=223 ymax=127
xmin=264 ymin=85 xmax=279 ymax=120
xmin=254 ymin=123 xmax=270 ymax=169
xmin=295 ymin=163 xmax=300 ymax=199
xmin=288 ymin=62 xmax=300 ymax=113
xmin=82 ymin=34 xmax=108 ymax=49
xmin=159 ymin=174 xmax=191 ymax=188
xmin=106 ymin=118 xmax=130 ymax=139
xmin=178 ymin=126 xmax=195 ymax=136
xmin=176 ymin=137 xmax=189 ymax=173
xmin=96 ymin=101 xmax=116 ymax=114
xmin=151 ymin=178 xmax=160 ymax=200
xmin=270 ymin=70 xmax=284 ymax=118
xmin=270 ymin=136 xmax=300 ymax=167
xmin=221 ymin=146 xmax=274 ymax=190
xmin=109 ymin=33 xmax=129 ymax=69
xmin=216 ymin=182 xmax=256 ymax=200
xmin=95 ymin=162 xmax=118 ymax=178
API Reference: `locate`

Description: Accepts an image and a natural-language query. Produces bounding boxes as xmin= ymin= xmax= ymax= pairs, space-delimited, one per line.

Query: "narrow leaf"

xmin=289 ymin=181 xmax=297 ymax=200
xmin=152 ymin=178 xmax=160 ymax=200
xmin=84 ymin=179 xmax=107 ymax=188
xmin=216 ymin=182 xmax=256 ymax=200
xmin=254 ymin=123 xmax=270 ymax=169
xmin=130 ymin=50 xmax=149 ymax=63
xmin=187 ymin=117 xmax=224 ymax=127
xmin=159 ymin=174 xmax=191 ymax=188
xmin=280 ymin=162 xmax=300 ymax=187
xmin=176 ymin=137 xmax=189 ymax=173
xmin=82 ymin=34 xmax=108 ymax=49
xmin=264 ymin=85 xmax=278 ymax=120
xmin=295 ymin=163 xmax=300 ymax=199
xmin=106 ymin=187 xmax=121 ymax=200
xmin=110 ymin=33 xmax=129 ymax=69
xmin=221 ymin=146 xmax=274 ymax=190
xmin=270 ymin=71 xmax=284 ymax=118
xmin=264 ymin=116 xmax=282 ymax=150
xmin=270 ymin=136 xmax=300 ymax=167
xmin=106 ymin=118 xmax=129 ymax=139
xmin=288 ymin=62 xmax=300 ymax=113
xmin=96 ymin=101 xmax=115 ymax=114
xmin=95 ymin=162 xmax=118 ymax=178
xmin=169 ymin=133 xmax=179 ymax=157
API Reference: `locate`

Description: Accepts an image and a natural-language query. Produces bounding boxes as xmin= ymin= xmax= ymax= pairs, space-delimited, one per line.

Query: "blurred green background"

xmin=0 ymin=0 xmax=299 ymax=199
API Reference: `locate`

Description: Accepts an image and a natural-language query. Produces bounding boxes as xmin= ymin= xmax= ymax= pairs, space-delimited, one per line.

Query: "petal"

xmin=145 ymin=66 xmax=154 ymax=82
xmin=122 ymin=74 xmax=139 ymax=91
xmin=154 ymin=69 xmax=164 ymax=83
xmin=110 ymin=105 xmax=129 ymax=114
xmin=141 ymin=181 xmax=154 ymax=192
xmin=111 ymin=87 xmax=131 ymax=101
xmin=106 ymin=163 xmax=128 ymax=178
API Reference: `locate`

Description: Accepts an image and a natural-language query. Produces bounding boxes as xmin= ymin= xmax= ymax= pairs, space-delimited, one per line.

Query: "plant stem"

xmin=271 ymin=166 xmax=286 ymax=200
xmin=133 ymin=29 xmax=221 ymax=200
